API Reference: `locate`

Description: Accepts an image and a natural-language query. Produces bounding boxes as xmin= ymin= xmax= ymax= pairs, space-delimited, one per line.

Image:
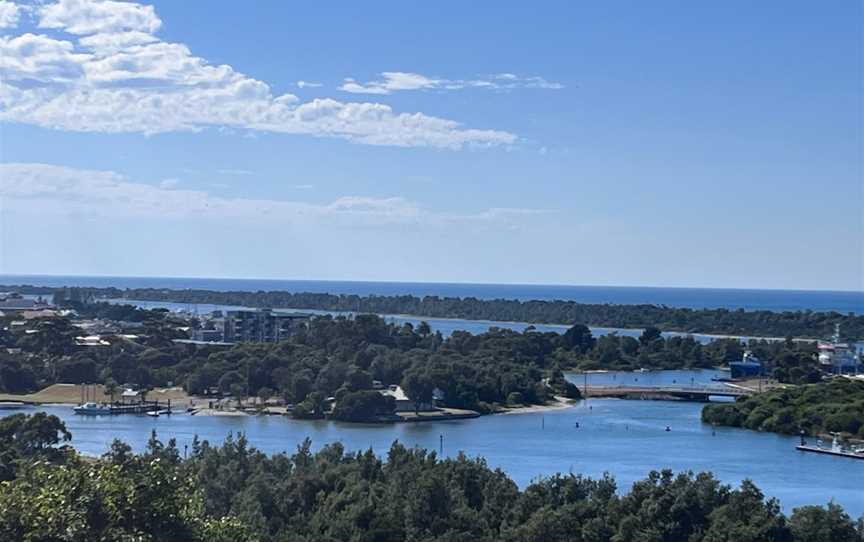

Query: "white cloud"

xmin=217 ymin=169 xmax=253 ymax=176
xmin=0 ymin=1 xmax=20 ymax=28
xmin=77 ymin=30 xmax=157 ymax=52
xmin=0 ymin=163 xmax=545 ymax=226
xmin=339 ymin=71 xmax=564 ymax=95
xmin=0 ymin=0 xmax=515 ymax=149
xmin=39 ymin=0 xmax=161 ymax=35
xmin=296 ymin=80 xmax=322 ymax=88
xmin=0 ymin=33 xmax=89 ymax=82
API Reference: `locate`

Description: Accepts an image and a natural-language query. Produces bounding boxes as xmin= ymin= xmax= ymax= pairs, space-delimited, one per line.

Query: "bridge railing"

xmin=587 ymin=384 xmax=750 ymax=395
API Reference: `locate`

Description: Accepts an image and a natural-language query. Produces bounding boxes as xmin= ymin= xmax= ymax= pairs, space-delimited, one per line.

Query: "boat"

xmin=146 ymin=409 xmax=172 ymax=417
xmin=0 ymin=401 xmax=26 ymax=409
xmin=817 ymin=324 xmax=862 ymax=374
xmin=73 ymin=402 xmax=111 ymax=415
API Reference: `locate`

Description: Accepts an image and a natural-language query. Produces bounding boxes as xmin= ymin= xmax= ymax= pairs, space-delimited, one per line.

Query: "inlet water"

xmin=9 ymin=378 xmax=862 ymax=517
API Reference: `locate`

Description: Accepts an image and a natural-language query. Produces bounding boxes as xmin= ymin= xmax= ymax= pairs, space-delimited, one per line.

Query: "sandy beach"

xmin=499 ymin=396 xmax=577 ymax=415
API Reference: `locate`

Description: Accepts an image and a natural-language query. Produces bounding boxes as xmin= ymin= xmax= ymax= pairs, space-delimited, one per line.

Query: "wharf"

xmin=76 ymin=400 xmax=172 ymax=415
xmin=796 ymin=445 xmax=864 ymax=460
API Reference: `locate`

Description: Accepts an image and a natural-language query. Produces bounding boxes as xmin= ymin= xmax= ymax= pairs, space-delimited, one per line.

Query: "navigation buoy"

xmin=665 ymin=426 xmax=671 ymax=432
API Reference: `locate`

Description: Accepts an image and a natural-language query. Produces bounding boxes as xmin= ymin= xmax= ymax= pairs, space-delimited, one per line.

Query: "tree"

xmin=230 ymin=383 xmax=246 ymax=407
xmin=417 ymin=321 xmax=432 ymax=337
xmin=507 ymin=392 xmax=524 ymax=406
xmin=104 ymin=378 xmax=119 ymax=403
xmin=789 ymin=503 xmax=861 ymax=542
xmin=639 ymin=326 xmax=663 ymax=346
xmin=0 ymin=412 xmax=71 ymax=480
xmin=331 ymin=391 xmax=396 ymax=422
xmin=344 ymin=368 xmax=373 ymax=392
xmin=561 ymin=324 xmax=595 ymax=354
xmin=402 ymin=368 xmax=435 ymax=414
xmin=218 ymin=371 xmax=245 ymax=395
xmin=257 ymin=387 xmax=274 ymax=404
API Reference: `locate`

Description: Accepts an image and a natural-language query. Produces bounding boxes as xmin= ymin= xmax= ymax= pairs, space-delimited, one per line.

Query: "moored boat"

xmin=73 ymin=402 xmax=111 ymax=415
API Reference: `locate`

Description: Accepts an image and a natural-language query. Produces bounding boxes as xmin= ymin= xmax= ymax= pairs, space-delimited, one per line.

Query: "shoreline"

xmin=498 ymin=396 xmax=577 ymax=415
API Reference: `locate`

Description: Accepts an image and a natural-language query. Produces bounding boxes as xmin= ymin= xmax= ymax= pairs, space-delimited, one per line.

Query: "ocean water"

xmin=2 ymin=274 xmax=862 ymax=313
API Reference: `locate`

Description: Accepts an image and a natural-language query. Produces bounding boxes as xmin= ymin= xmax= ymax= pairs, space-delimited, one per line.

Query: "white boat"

xmin=73 ymin=402 xmax=111 ymax=415
xmin=0 ymin=401 xmax=26 ymax=409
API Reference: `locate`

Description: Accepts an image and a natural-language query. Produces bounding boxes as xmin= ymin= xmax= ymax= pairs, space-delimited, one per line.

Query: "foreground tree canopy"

xmin=0 ymin=413 xmax=861 ymax=542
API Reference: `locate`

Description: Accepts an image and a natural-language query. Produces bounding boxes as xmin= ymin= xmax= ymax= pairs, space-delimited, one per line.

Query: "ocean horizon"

xmin=1 ymin=274 xmax=862 ymax=314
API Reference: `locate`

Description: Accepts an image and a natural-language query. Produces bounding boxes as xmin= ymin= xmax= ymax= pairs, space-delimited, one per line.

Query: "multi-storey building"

xmin=223 ymin=309 xmax=311 ymax=343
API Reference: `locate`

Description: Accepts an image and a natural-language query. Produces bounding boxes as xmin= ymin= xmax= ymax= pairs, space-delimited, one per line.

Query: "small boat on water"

xmin=0 ymin=401 xmax=26 ymax=409
xmin=146 ymin=409 xmax=173 ymax=417
xmin=73 ymin=402 xmax=111 ymax=415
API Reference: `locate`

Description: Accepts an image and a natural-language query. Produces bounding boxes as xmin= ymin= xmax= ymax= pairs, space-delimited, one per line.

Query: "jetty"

xmin=74 ymin=399 xmax=172 ymax=415
xmin=583 ymin=385 xmax=752 ymax=402
xmin=796 ymin=445 xmax=864 ymax=460
xmin=796 ymin=434 xmax=864 ymax=460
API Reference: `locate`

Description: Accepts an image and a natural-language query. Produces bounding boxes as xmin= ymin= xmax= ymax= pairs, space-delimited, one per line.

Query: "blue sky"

xmin=0 ymin=0 xmax=861 ymax=291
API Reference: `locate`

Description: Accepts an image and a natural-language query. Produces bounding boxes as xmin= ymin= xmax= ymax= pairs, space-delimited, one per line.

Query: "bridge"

xmin=583 ymin=385 xmax=753 ymax=402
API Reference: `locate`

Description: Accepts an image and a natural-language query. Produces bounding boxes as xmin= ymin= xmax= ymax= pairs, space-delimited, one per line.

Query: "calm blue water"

xmin=7 ymin=381 xmax=861 ymax=516
xmin=2 ymin=274 xmax=862 ymax=313
xmin=570 ymin=368 xmax=730 ymax=388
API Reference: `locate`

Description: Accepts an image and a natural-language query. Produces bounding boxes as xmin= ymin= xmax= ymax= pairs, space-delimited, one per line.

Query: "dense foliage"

xmin=2 ymin=300 xmax=824 ymax=415
xmin=0 ymin=413 xmax=861 ymax=542
xmin=11 ymin=284 xmax=860 ymax=339
xmin=2 ymin=309 xmax=590 ymax=414
xmin=702 ymin=379 xmax=864 ymax=438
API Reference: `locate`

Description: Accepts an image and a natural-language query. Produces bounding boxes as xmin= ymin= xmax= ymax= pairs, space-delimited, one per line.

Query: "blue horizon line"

xmin=0 ymin=272 xmax=861 ymax=296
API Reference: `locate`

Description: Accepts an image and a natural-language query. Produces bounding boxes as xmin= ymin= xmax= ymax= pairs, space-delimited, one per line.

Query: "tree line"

xmin=8 ymin=284 xmax=864 ymax=339
xmin=1 ymin=302 xmax=827 ymax=419
xmin=0 ymin=412 xmax=861 ymax=541
xmin=702 ymin=379 xmax=864 ymax=438
xmin=1 ymin=309 xmax=583 ymax=418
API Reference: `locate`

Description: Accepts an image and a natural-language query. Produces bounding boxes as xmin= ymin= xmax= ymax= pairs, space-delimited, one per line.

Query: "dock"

xmin=74 ymin=400 xmax=172 ymax=415
xmin=796 ymin=445 xmax=864 ymax=460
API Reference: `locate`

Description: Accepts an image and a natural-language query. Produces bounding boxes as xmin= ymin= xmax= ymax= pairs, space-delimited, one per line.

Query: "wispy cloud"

xmin=296 ymin=80 xmax=322 ymax=88
xmin=216 ymin=168 xmax=253 ymax=176
xmin=339 ymin=72 xmax=564 ymax=95
xmin=0 ymin=0 xmax=516 ymax=150
xmin=0 ymin=163 xmax=546 ymax=227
